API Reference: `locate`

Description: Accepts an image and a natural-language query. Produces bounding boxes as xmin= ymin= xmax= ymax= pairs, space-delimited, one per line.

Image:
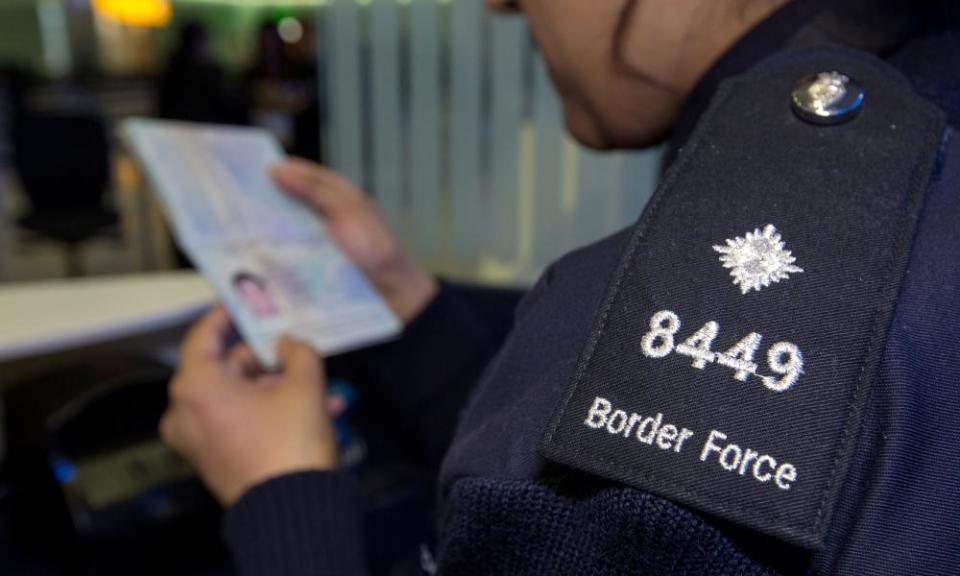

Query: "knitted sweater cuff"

xmin=222 ymin=470 xmax=367 ymax=576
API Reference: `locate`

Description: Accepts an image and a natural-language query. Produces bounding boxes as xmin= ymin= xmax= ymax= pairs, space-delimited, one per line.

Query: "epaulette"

xmin=540 ymin=46 xmax=947 ymax=548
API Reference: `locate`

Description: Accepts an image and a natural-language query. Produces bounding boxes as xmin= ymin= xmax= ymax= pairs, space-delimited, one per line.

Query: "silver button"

xmin=791 ymin=71 xmax=864 ymax=125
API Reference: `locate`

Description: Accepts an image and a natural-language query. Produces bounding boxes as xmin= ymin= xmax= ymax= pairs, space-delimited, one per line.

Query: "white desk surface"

xmin=0 ymin=272 xmax=215 ymax=364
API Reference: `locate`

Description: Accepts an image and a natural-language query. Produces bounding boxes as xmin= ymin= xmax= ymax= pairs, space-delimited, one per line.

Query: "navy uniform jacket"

xmin=221 ymin=2 xmax=960 ymax=574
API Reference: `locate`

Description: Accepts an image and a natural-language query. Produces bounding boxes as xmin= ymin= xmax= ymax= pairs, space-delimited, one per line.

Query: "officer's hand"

xmin=271 ymin=158 xmax=438 ymax=324
xmin=160 ymin=306 xmax=338 ymax=507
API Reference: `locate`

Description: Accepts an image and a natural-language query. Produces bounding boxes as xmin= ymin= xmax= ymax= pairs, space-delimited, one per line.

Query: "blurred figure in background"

xmin=290 ymin=19 xmax=325 ymax=162
xmin=246 ymin=20 xmax=323 ymax=160
xmin=157 ymin=23 xmax=248 ymax=126
xmin=0 ymin=68 xmax=22 ymax=169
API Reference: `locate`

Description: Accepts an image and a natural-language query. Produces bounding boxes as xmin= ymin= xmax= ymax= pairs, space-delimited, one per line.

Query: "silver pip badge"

xmin=713 ymin=224 xmax=803 ymax=294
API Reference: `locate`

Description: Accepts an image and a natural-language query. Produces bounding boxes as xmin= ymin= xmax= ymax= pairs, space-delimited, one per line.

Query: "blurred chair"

xmin=12 ymin=111 xmax=119 ymax=277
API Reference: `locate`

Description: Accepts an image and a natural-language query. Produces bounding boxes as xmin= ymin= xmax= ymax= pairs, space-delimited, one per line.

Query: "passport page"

xmin=122 ymin=119 xmax=400 ymax=368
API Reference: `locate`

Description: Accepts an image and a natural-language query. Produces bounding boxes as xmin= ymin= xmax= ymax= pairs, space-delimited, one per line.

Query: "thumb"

xmin=276 ymin=336 xmax=323 ymax=384
xmin=183 ymin=305 xmax=233 ymax=363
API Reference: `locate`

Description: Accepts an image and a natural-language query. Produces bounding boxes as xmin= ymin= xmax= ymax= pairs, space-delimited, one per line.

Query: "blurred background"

xmin=0 ymin=0 xmax=662 ymax=286
xmin=0 ymin=1 xmax=663 ymax=574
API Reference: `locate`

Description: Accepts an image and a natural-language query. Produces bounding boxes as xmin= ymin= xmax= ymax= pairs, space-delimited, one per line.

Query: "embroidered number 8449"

xmin=640 ymin=310 xmax=804 ymax=392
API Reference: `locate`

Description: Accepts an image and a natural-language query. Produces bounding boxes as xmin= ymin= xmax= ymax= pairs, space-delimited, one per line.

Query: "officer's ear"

xmin=486 ymin=0 xmax=522 ymax=15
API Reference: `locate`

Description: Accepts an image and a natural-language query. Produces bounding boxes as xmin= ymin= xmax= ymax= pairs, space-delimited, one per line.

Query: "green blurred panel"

xmin=0 ymin=0 xmax=45 ymax=72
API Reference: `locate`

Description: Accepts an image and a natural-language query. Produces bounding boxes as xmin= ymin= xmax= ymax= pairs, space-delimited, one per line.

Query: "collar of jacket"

xmin=661 ymin=0 xmax=827 ymax=172
xmin=662 ymin=0 xmax=959 ymax=173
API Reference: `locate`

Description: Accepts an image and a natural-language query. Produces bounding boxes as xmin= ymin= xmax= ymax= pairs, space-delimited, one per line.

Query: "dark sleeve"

xmin=328 ymin=281 xmax=525 ymax=472
xmin=222 ymin=470 xmax=367 ymax=576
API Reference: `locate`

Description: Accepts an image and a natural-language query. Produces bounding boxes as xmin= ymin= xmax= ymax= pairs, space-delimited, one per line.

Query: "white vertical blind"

xmin=449 ymin=0 xmax=484 ymax=268
xmin=324 ymin=0 xmax=365 ymax=188
xmin=531 ymin=54 xmax=568 ymax=265
xmin=323 ymin=0 xmax=662 ymax=285
xmin=369 ymin=0 xmax=404 ymax=236
xmin=408 ymin=0 xmax=442 ymax=262
xmin=487 ymin=17 xmax=526 ymax=264
xmin=574 ymin=150 xmax=618 ymax=250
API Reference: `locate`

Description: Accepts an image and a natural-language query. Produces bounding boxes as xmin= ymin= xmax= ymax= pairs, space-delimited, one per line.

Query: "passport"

xmin=122 ymin=119 xmax=400 ymax=368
